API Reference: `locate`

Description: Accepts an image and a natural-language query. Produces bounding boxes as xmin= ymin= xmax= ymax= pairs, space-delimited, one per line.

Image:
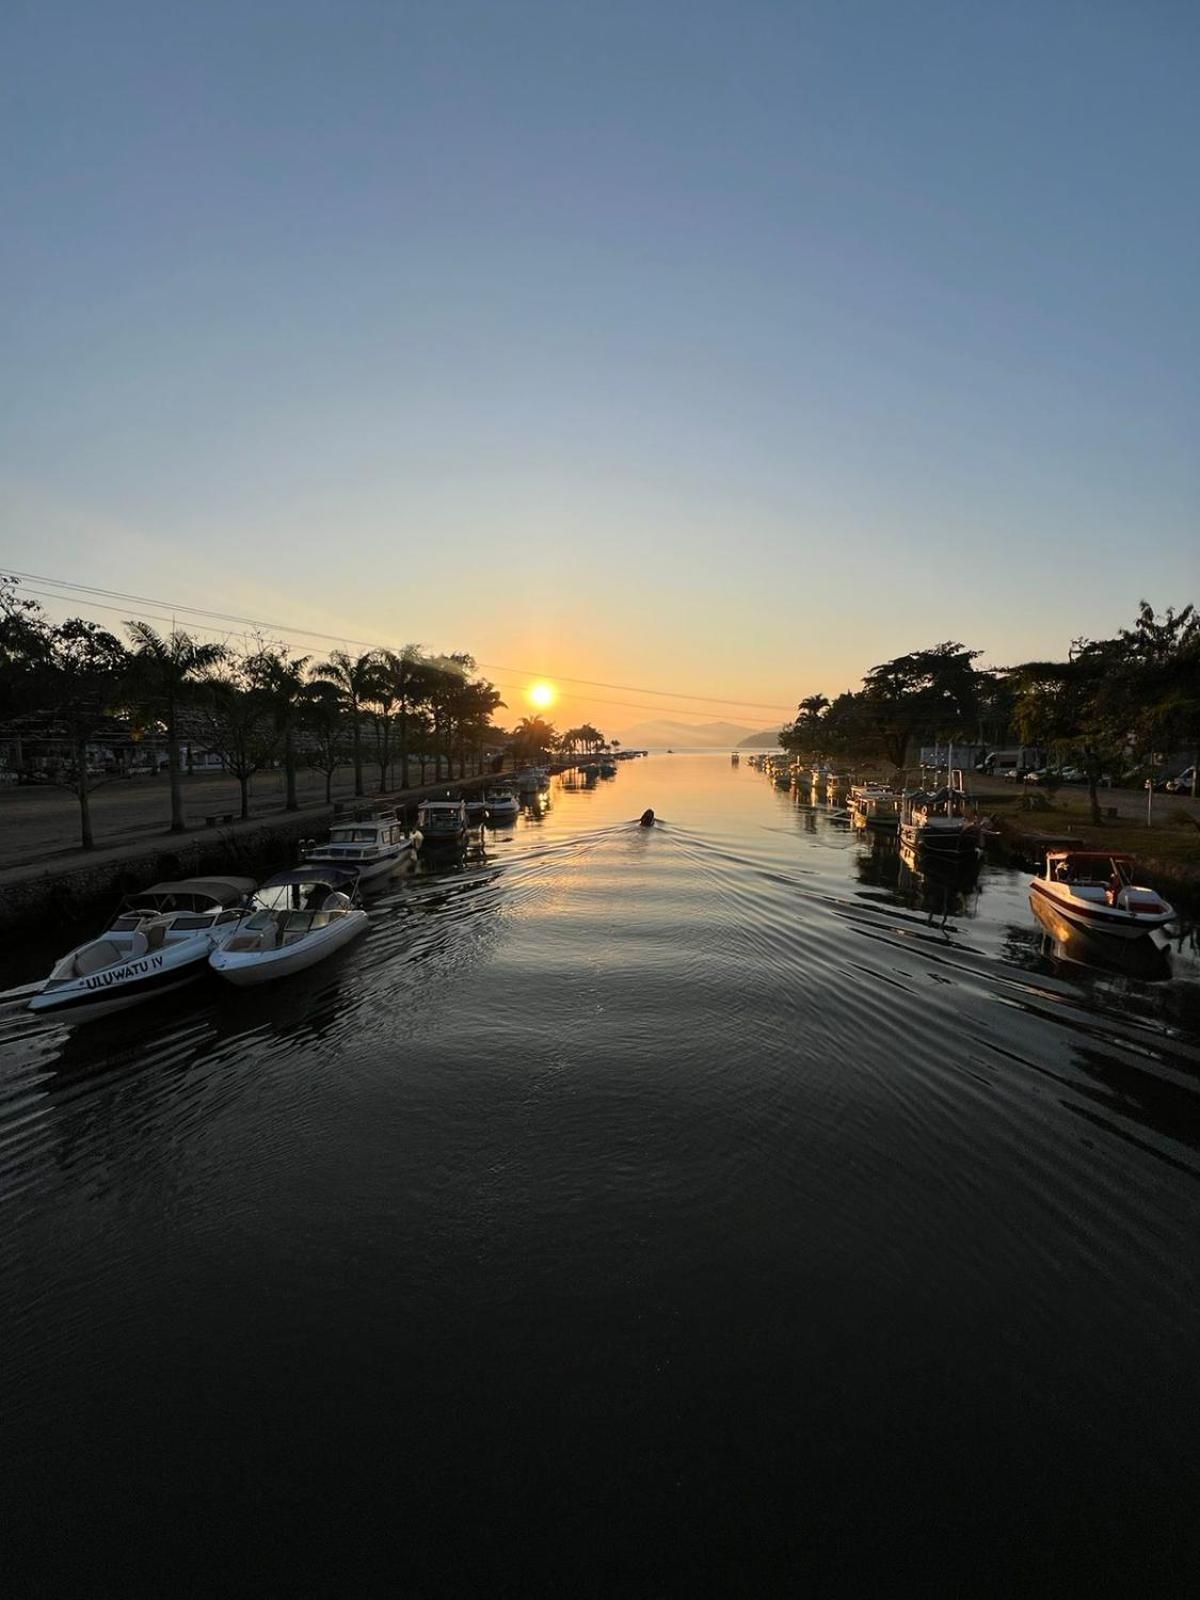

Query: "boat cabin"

xmin=303 ymin=812 xmax=409 ymax=865
xmin=418 ymin=799 xmax=469 ymax=837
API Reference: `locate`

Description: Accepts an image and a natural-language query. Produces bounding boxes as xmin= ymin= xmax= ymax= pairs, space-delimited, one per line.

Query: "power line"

xmin=11 ymin=585 xmax=784 ymax=728
xmin=4 ymin=568 xmax=793 ymax=715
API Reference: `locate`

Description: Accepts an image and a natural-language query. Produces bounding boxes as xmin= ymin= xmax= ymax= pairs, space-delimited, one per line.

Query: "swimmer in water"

xmin=639 ymin=809 xmax=655 ymax=827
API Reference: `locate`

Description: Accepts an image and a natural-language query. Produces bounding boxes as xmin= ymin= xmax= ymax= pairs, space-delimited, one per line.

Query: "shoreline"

xmin=0 ymin=769 xmax=559 ymax=936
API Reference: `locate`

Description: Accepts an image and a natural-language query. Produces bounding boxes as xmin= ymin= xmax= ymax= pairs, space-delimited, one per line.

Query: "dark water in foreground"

xmin=3 ymin=755 xmax=1198 ymax=1595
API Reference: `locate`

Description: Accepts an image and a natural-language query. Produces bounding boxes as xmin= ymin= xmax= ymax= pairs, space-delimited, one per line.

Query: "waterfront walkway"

xmin=0 ymin=764 xmax=501 ymax=891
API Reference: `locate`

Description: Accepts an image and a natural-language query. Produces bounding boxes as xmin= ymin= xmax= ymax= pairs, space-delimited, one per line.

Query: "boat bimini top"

xmin=120 ymin=877 xmax=256 ymax=912
xmin=108 ymin=877 xmax=256 ymax=932
xmin=255 ymin=867 xmax=360 ymax=910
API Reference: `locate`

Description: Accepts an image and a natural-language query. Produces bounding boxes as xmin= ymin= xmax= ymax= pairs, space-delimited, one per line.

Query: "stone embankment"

xmin=0 ymin=771 xmax=537 ymax=935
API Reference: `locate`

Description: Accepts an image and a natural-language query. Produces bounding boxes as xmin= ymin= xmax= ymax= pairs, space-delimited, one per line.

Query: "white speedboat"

xmin=300 ymin=809 xmax=416 ymax=884
xmin=417 ymin=798 xmax=469 ymax=846
xmin=209 ymin=868 xmax=368 ymax=986
xmin=28 ymin=877 xmax=256 ymax=1022
xmin=483 ymin=788 xmax=520 ymax=822
xmin=1030 ymin=851 xmax=1174 ymax=939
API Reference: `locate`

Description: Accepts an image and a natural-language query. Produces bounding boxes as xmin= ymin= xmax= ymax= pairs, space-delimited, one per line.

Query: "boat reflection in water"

xmin=855 ymin=832 xmax=979 ymax=927
xmin=897 ymin=839 xmax=981 ymax=927
xmin=1029 ymin=891 xmax=1173 ymax=981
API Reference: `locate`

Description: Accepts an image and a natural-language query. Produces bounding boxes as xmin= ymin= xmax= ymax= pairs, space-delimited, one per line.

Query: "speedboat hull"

xmin=210 ymin=912 xmax=369 ymax=986
xmin=303 ymin=841 xmax=414 ymax=883
xmin=28 ymin=941 xmax=213 ymax=1022
xmin=1029 ymin=879 xmax=1174 ymax=939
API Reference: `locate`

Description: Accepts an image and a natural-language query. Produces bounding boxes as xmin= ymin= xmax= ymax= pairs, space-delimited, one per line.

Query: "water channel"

xmin=3 ymin=753 xmax=1197 ymax=1592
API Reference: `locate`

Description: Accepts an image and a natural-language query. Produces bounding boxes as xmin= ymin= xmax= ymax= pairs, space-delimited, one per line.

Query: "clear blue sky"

xmin=2 ymin=0 xmax=1196 ymax=730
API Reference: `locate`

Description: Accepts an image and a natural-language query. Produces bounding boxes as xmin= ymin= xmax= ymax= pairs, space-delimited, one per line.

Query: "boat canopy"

xmin=1046 ymin=851 xmax=1135 ymax=863
xmin=261 ymin=867 xmax=360 ymax=889
xmin=127 ymin=877 xmax=256 ymax=909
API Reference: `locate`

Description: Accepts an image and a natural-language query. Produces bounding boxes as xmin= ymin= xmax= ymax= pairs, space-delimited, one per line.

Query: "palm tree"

xmin=511 ymin=716 xmax=557 ymax=763
xmin=125 ymin=622 xmax=226 ymax=832
xmin=300 ymin=680 xmax=350 ymax=804
xmin=310 ymin=649 xmax=379 ymax=798
xmin=381 ymin=646 xmax=429 ymax=791
xmin=244 ymin=646 xmax=312 ymax=811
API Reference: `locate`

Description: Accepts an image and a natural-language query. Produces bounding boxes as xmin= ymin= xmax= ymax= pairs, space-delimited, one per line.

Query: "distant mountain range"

xmin=615 ymin=718 xmax=781 ymax=749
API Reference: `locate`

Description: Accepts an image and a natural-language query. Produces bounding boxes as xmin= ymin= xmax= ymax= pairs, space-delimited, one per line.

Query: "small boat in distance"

xmin=300 ymin=809 xmax=416 ymax=883
xmin=1030 ymin=850 xmax=1174 ymax=939
xmin=850 ymin=784 xmax=899 ymax=831
xmin=29 ymin=877 xmax=255 ymax=1022
xmin=483 ymin=788 xmax=520 ymax=822
xmin=417 ymin=798 xmax=469 ymax=847
xmin=210 ymin=868 xmax=368 ymax=986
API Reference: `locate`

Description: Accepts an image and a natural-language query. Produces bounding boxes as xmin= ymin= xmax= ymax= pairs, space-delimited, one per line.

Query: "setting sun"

xmin=527 ymin=681 xmax=556 ymax=709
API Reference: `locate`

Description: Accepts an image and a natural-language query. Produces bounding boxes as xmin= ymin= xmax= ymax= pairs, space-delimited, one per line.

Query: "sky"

xmin=2 ymin=0 xmax=1196 ymax=738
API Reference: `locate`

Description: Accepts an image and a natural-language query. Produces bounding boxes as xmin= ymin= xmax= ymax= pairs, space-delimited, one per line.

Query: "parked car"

xmin=1058 ymin=766 xmax=1085 ymax=783
xmin=1165 ymin=767 xmax=1197 ymax=795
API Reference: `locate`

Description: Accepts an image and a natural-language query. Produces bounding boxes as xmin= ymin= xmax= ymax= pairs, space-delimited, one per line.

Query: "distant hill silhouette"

xmin=617 ymin=718 xmax=779 ymax=749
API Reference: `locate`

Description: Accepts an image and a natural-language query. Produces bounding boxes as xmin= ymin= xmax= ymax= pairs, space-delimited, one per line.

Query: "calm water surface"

xmin=3 ymin=755 xmax=1198 ymax=1594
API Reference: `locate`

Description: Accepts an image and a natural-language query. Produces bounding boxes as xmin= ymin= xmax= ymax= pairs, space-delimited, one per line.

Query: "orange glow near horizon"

xmin=527 ymin=681 xmax=556 ymax=710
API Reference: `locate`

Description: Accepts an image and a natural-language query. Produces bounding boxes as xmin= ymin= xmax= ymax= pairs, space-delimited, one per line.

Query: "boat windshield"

xmin=330 ymin=828 xmax=380 ymax=843
xmin=1052 ymin=857 xmax=1133 ymax=885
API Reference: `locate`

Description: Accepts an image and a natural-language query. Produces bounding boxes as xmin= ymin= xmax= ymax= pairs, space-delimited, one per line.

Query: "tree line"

xmin=779 ymin=601 xmax=1199 ymax=823
xmin=0 ymin=578 xmax=509 ymax=846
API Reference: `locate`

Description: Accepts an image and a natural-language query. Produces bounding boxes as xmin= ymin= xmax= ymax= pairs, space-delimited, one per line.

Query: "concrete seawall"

xmin=0 ymin=771 xmax=525 ymax=934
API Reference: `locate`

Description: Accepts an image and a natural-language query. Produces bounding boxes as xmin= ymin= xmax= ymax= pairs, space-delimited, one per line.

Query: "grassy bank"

xmin=982 ymin=791 xmax=1200 ymax=905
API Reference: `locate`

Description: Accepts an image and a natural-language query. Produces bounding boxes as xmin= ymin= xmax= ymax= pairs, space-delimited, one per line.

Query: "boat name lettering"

xmin=83 ymin=954 xmax=166 ymax=991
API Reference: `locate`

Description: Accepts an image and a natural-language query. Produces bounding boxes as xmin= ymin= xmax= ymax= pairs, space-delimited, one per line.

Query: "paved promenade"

xmin=0 ymin=763 xmax=491 ymax=885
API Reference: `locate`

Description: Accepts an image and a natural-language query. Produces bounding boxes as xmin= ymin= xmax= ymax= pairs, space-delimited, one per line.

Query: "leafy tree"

xmin=27 ymin=620 xmax=130 ymax=849
xmin=1013 ymin=640 xmax=1127 ymax=824
xmin=300 ymin=679 xmax=351 ymax=804
xmin=125 ymin=622 xmax=227 ymax=833
xmin=861 ymin=643 xmax=981 ymax=768
xmin=196 ymin=663 xmax=280 ymax=821
xmin=1116 ymin=601 xmax=1200 ymax=795
xmin=0 ymin=576 xmax=53 ymax=723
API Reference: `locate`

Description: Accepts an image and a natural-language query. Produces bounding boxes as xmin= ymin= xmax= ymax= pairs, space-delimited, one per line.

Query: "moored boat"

xmin=29 ymin=877 xmax=256 ymax=1022
xmin=209 ymin=868 xmax=368 ymax=986
xmin=417 ymin=798 xmax=469 ymax=846
xmin=849 ymin=784 xmax=899 ymax=831
xmin=1029 ymin=850 xmax=1174 ymax=939
xmin=300 ymin=809 xmax=416 ymax=883
xmin=483 ymin=787 xmax=520 ymax=822
xmin=898 ymin=771 xmax=982 ymax=858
